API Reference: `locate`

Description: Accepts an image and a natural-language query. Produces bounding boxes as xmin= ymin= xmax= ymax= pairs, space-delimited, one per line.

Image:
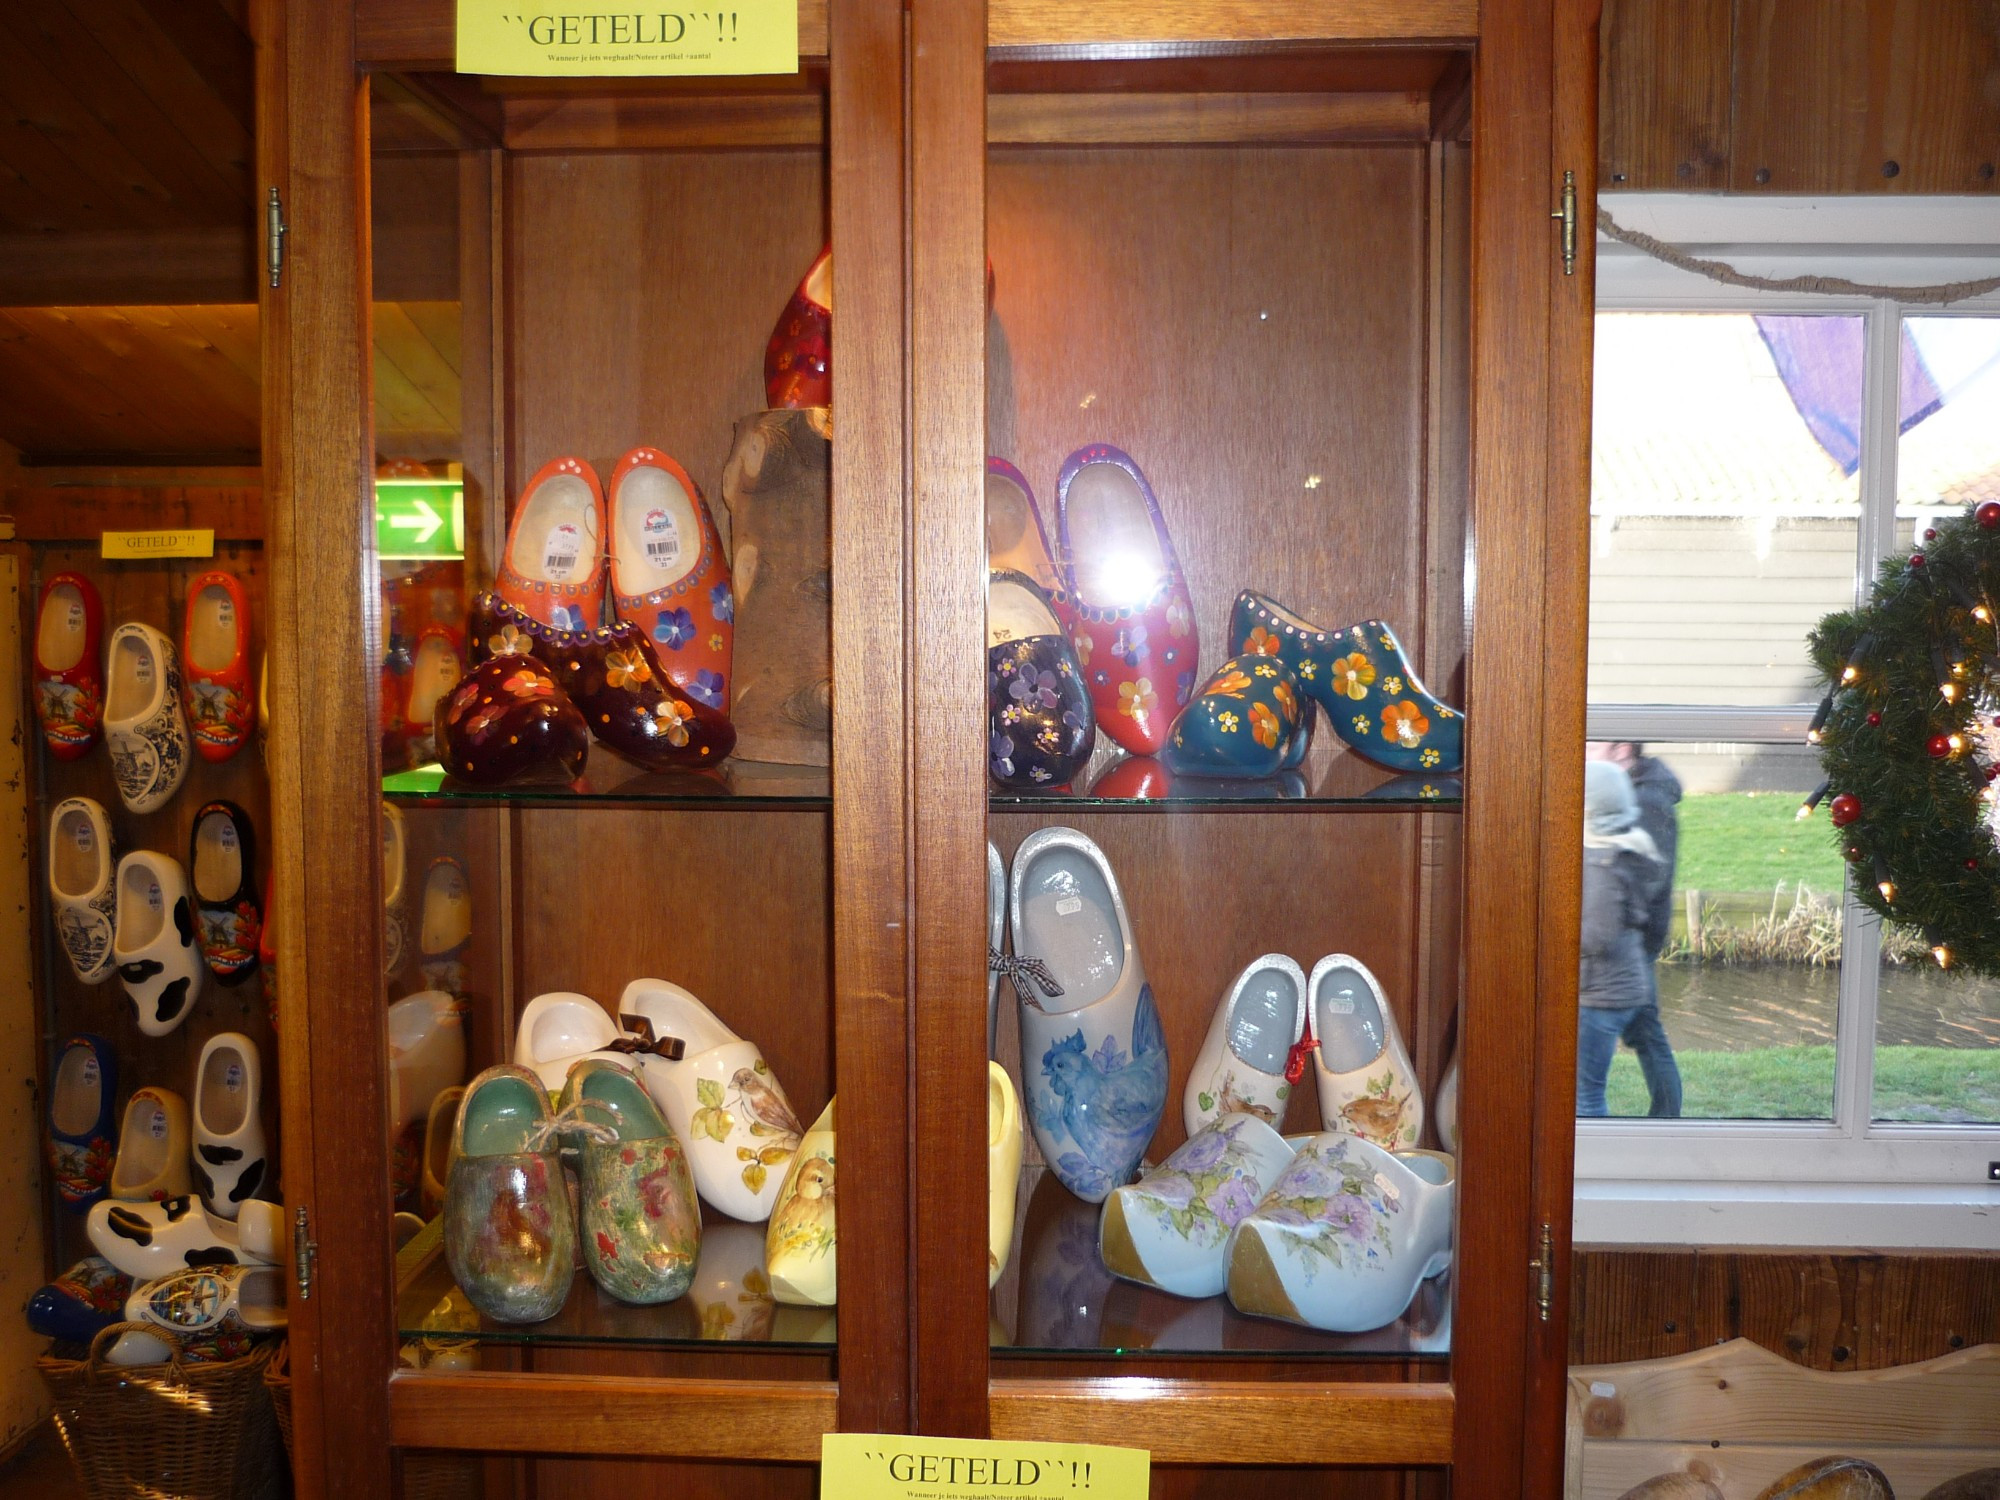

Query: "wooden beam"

xmin=0 ymin=228 xmax=255 ymax=307
xmin=503 ymin=92 xmax=825 ymax=150
xmin=3 ymin=484 xmax=261 ymax=541
xmin=989 ymin=0 xmax=1480 ymax=50
xmin=989 ymin=90 xmax=1431 ymax=145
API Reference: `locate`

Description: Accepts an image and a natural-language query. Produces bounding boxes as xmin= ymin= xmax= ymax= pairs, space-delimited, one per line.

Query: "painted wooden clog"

xmin=765 ymin=1099 xmax=837 ymax=1306
xmin=497 ymin=455 xmax=605 ymax=631
xmin=434 ymin=653 xmax=590 ymax=786
xmin=1753 ymin=1459 xmax=1894 ymax=1500
xmin=193 ymin=1033 xmax=269 ymax=1218
xmin=49 ymin=797 xmax=118 ymax=985
xmin=190 ymin=801 xmax=260 ymax=985
xmin=402 ymin=622 xmax=464 ymax=769
xmin=1100 ymin=1112 xmax=1296 ymax=1299
xmin=26 ymin=1258 xmax=132 ymax=1343
xmin=1163 ymin=654 xmax=1307 ymax=779
xmin=1182 ymin=954 xmax=1307 ymax=1135
xmin=1231 ymin=592 xmax=1463 ymax=774
xmin=765 ymin=244 xmax=830 ymax=409
xmin=105 ymin=622 xmax=191 ymax=813
xmin=1224 ymin=1134 xmax=1455 ymax=1333
xmin=988 ymin=569 xmax=1094 ymax=790
xmin=182 ymin=571 xmax=254 ymax=762
xmin=609 ymin=447 xmax=735 ymax=714
xmin=444 ymin=1064 xmax=576 ymax=1324
xmin=1058 ymin=446 xmax=1197 ymax=755
xmin=114 ymin=851 xmax=204 ymax=1037
xmin=559 ymin=1058 xmax=702 ymax=1306
xmin=1310 ymin=954 xmax=1423 ymax=1149
xmin=49 ymin=1035 xmax=117 ymax=1212
xmin=34 ymin=572 xmax=103 ymax=760
xmin=110 ymin=1087 xmax=192 ymax=1203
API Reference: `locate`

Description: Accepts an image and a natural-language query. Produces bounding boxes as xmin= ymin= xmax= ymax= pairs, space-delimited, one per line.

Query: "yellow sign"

xmin=456 ymin=1 xmax=798 ymax=76
xmin=101 ymin=529 xmax=215 ymax=560
xmin=821 ymin=1435 xmax=1148 ymax=1500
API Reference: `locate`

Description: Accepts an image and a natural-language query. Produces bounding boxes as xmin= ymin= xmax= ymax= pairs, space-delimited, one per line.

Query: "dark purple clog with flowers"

xmin=987 ymin=569 xmax=1094 ymax=789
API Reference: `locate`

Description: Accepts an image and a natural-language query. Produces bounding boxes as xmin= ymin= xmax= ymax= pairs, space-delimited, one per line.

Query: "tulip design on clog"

xmin=1100 ymin=1112 xmax=1297 ymax=1300
xmin=496 ymin=456 xmax=606 ymax=631
xmin=110 ymin=1088 xmax=192 ymax=1203
xmin=1224 ymin=1134 xmax=1455 ymax=1333
xmin=765 ymin=1100 xmax=836 ymax=1306
xmin=182 ymin=571 xmax=254 ymax=762
xmin=106 ymin=1263 xmax=287 ymax=1367
xmin=986 ymin=458 xmax=1067 ymax=615
xmin=1164 ymin=654 xmax=1307 ymax=779
xmin=33 ymin=572 xmax=103 ymax=760
xmin=26 ymin=1258 xmax=132 ymax=1344
xmin=49 ymin=797 xmax=118 ymax=986
xmin=105 ymin=622 xmax=190 ymax=814
xmin=193 ymin=1033 xmax=269 ymax=1219
xmin=444 ymin=1065 xmax=576 ymax=1324
xmin=1182 ymin=954 xmax=1307 ymax=1136
xmin=987 ymin=570 xmax=1094 ymax=790
xmin=1309 ymin=955 xmax=1423 ymax=1149
xmin=190 ymin=801 xmax=261 ymax=985
xmin=1057 ymin=445 xmax=1197 ymax=755
xmin=435 ymin=654 xmax=590 ymax=786
xmin=608 ymin=448 xmax=735 ymax=714
xmin=559 ymin=1058 xmax=702 ymax=1306
xmin=1231 ymin=592 xmax=1463 ymax=774
xmin=114 ymin=852 xmax=204 ymax=1037
xmin=48 ymin=1035 xmax=117 ymax=1212
xmin=1009 ymin=827 xmax=1169 ymax=1202
xmin=765 ymin=244 xmax=830 ymax=409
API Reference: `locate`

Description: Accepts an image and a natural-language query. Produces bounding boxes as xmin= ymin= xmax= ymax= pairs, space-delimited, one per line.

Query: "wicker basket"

xmin=39 ymin=1323 xmax=285 ymax=1500
xmin=264 ymin=1340 xmax=293 ymax=1460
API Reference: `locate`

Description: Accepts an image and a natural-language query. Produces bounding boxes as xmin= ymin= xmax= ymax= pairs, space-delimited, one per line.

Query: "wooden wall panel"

xmin=1598 ymin=0 xmax=1732 ymax=189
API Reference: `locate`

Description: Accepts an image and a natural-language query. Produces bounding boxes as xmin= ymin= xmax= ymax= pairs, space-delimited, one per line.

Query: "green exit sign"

xmin=374 ymin=478 xmax=465 ymax=560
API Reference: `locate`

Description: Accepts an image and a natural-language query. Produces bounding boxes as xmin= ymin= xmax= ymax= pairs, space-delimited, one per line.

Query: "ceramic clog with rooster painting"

xmin=434 ymin=653 xmax=590 ymax=786
xmin=558 ymin=1058 xmax=702 ymax=1306
xmin=114 ymin=851 xmax=204 ymax=1038
xmin=49 ymin=797 xmax=118 ymax=986
xmin=189 ymin=801 xmax=260 ymax=986
xmin=1224 ymin=1133 xmax=1455 ymax=1333
xmin=765 ymin=1100 xmax=836 ymax=1306
xmin=1163 ymin=654 xmax=1307 ymax=779
xmin=105 ymin=623 xmax=190 ymax=814
xmin=608 ymin=448 xmax=735 ymax=715
xmin=1100 ymin=1112 xmax=1297 ymax=1300
xmin=765 ymin=244 xmax=831 ymax=409
xmin=1182 ymin=954 xmax=1307 ymax=1136
xmin=1230 ymin=592 xmax=1463 ymax=774
xmin=34 ymin=572 xmax=103 ymax=760
xmin=444 ymin=1064 xmax=576 ymax=1324
xmin=1009 ymin=827 xmax=1168 ymax=1202
xmin=181 ymin=571 xmax=254 ymax=763
xmin=987 ymin=570 xmax=1094 ymax=790
xmin=1309 ymin=954 xmax=1423 ymax=1149
xmin=48 ymin=1035 xmax=117 ymax=1212
xmin=1057 ymin=446 xmax=1197 ymax=755
xmin=497 ymin=456 xmax=605 ymax=631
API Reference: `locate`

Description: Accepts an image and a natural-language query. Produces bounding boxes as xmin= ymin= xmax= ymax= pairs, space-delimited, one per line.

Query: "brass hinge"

xmin=293 ymin=1206 xmax=318 ymax=1301
xmin=1550 ymin=169 xmax=1577 ymax=277
xmin=1530 ymin=1221 xmax=1555 ymax=1322
xmin=267 ymin=187 xmax=289 ymax=289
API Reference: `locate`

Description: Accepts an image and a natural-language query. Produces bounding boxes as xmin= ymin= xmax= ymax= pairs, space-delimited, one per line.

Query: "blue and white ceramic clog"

xmin=1163 ymin=654 xmax=1308 ymax=779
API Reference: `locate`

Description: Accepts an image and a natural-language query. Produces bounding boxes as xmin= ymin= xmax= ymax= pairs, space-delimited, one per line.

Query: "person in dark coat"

xmin=1602 ymin=742 xmax=1683 ymax=1116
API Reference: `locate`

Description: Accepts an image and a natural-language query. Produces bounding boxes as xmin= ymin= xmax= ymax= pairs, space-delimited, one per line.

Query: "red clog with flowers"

xmin=34 ymin=572 xmax=104 ymax=761
xmin=182 ymin=571 xmax=254 ymax=762
xmin=1056 ymin=444 xmax=1198 ymax=756
xmin=497 ymin=456 xmax=606 ymax=632
xmin=766 ymin=245 xmax=831 ymax=409
xmin=608 ymin=447 xmax=734 ymax=715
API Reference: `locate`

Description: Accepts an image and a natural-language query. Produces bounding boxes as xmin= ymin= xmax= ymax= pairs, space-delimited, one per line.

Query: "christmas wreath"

xmin=1807 ymin=499 xmax=2000 ymax=975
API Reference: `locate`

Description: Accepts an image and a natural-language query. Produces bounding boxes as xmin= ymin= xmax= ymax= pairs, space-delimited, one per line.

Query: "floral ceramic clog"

xmin=986 ymin=457 xmax=1066 ymax=610
xmin=1182 ymin=954 xmax=1307 ymax=1135
xmin=418 ymin=856 xmax=472 ymax=995
xmin=497 ymin=456 xmax=606 ymax=631
xmin=988 ymin=1062 xmax=1022 ymax=1288
xmin=193 ymin=1033 xmax=269 ymax=1219
xmin=48 ymin=797 xmax=118 ymax=985
xmin=114 ymin=851 xmax=204 ymax=1037
xmin=1100 ymin=1112 xmax=1297 ymax=1300
xmin=110 ymin=1087 xmax=192 ymax=1203
xmin=1009 ymin=827 xmax=1168 ymax=1202
xmin=389 ymin=990 xmax=467 ymax=1136
xmin=1163 ymin=654 xmax=1307 ymax=779
xmin=1224 ymin=1134 xmax=1455 ymax=1333
xmin=1057 ymin=445 xmax=1197 ymax=755
xmin=765 ymin=1099 xmax=836 ymax=1306
xmin=181 ymin=571 xmax=253 ymax=762
xmin=85 ymin=1193 xmax=277 ymax=1280
xmin=1013 ymin=1167 xmax=1115 ymax=1347
xmin=1231 ymin=592 xmax=1463 ymax=774
xmin=105 ymin=622 xmax=190 ymax=814
xmin=987 ymin=569 xmax=1094 ymax=790
xmin=1309 ymin=954 xmax=1423 ymax=1149
xmin=512 ymin=991 xmax=622 ymax=1095
xmin=33 ymin=572 xmax=103 ymax=760
xmin=765 ymin=244 xmax=831 ymax=409
xmin=26 ymin=1257 xmax=133 ymax=1343
xmin=607 ymin=448 xmax=735 ymax=714
xmin=189 ymin=801 xmax=260 ymax=986
xmin=559 ymin=1058 xmax=702 ymax=1305
xmin=444 ymin=1064 xmax=576 ymax=1324
xmin=434 ymin=653 xmax=590 ymax=786
xmin=48 ymin=1035 xmax=117 ymax=1212
xmin=617 ymin=979 xmax=804 ymax=1223
xmin=106 ymin=1263 xmax=287 ymax=1366
xmin=402 ymin=623 xmax=464 ymax=768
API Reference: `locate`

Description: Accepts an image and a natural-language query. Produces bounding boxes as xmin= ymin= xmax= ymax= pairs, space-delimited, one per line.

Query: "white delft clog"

xmin=1309 ymin=954 xmax=1423 ymax=1149
xmin=193 ymin=1033 xmax=269 ymax=1219
xmin=617 ymin=979 xmax=804 ymax=1223
xmin=114 ymin=851 xmax=204 ymax=1037
xmin=104 ymin=622 xmax=190 ymax=814
xmin=765 ymin=1099 xmax=836 ymax=1306
xmin=1182 ymin=953 xmax=1306 ymax=1136
xmin=512 ymin=991 xmax=622 ymax=1094
xmin=389 ymin=989 xmax=467 ymax=1131
xmin=49 ymin=798 xmax=118 ymax=985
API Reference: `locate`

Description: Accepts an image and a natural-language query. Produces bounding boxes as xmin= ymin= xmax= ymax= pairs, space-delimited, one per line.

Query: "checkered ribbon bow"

xmin=989 ymin=948 xmax=1065 ymax=1000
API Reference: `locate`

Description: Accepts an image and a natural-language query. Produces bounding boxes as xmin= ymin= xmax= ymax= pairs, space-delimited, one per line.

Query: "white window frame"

xmin=1576 ymin=195 xmax=2000 ymax=1248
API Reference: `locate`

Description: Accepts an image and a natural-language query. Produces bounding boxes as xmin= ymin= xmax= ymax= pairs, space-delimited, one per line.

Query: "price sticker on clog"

xmin=456 ymin=1 xmax=798 ymax=76
xmin=820 ymin=1435 xmax=1147 ymax=1500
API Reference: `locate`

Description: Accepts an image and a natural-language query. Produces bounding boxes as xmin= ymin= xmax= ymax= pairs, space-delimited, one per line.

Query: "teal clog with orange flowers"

xmin=1163 ymin=654 xmax=1308 ymax=779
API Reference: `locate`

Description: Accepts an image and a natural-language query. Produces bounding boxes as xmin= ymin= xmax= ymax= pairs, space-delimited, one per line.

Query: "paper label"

xmin=543 ymin=522 xmax=582 ymax=582
xmin=1055 ymin=896 xmax=1082 ymax=917
xmin=146 ymin=881 xmax=162 ymax=913
xmin=215 ymin=598 xmax=234 ymax=626
xmin=73 ymin=822 xmax=93 ymax=854
xmin=134 ymin=655 xmax=154 ymax=686
xmin=456 ymin=0 xmax=799 ymax=77
xmin=80 ymin=1057 xmax=99 ymax=1088
xmin=218 ymin=823 xmax=238 ymax=852
xmin=224 ymin=1063 xmax=244 ymax=1093
xmin=101 ymin=529 xmax=215 ymax=560
xmin=149 ymin=1104 xmax=169 ymax=1140
xmin=821 ymin=1436 xmax=1147 ymax=1500
xmin=1324 ymin=988 xmax=1355 ymax=1015
xmin=66 ymin=601 xmax=84 ymax=631
xmin=641 ymin=508 xmax=681 ymax=567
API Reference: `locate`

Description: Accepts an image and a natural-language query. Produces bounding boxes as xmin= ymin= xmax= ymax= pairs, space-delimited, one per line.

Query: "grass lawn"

xmin=1604 ymin=1044 xmax=2000 ymax=1121
xmin=1673 ymin=791 xmax=1846 ymax=897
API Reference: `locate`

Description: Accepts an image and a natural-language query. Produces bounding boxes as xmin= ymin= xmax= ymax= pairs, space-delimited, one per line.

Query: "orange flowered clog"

xmin=607 ymin=447 xmax=734 ymax=715
xmin=496 ymin=456 xmax=606 ymax=632
xmin=765 ymin=244 xmax=830 ymax=409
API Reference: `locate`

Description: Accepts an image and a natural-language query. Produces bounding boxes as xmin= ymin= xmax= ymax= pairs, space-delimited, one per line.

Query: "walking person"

xmin=1577 ymin=758 xmax=1683 ymax=1117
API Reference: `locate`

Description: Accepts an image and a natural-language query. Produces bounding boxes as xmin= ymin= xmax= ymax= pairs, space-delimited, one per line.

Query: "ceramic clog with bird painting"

xmin=558 ymin=1058 xmax=702 ymax=1306
xmin=765 ymin=244 xmax=831 ymax=409
xmin=1224 ymin=1133 xmax=1455 ymax=1333
xmin=496 ymin=455 xmax=605 ymax=632
xmin=765 ymin=1099 xmax=836 ymax=1306
xmin=434 ymin=652 xmax=590 ymax=787
xmin=193 ymin=1033 xmax=269 ymax=1219
xmin=105 ymin=622 xmax=191 ymax=814
xmin=114 ymin=851 xmax=204 ymax=1038
xmin=688 ymin=1221 xmax=777 ymax=1341
xmin=34 ymin=571 xmax=103 ymax=760
xmin=48 ymin=1035 xmax=117 ymax=1212
xmin=1230 ymin=592 xmax=1463 ymax=775
xmin=1182 ymin=954 xmax=1307 ymax=1136
xmin=988 ymin=1062 xmax=1022 ymax=1288
xmin=181 ymin=571 xmax=253 ymax=762
xmin=986 ymin=457 xmax=1067 ymax=613
xmin=49 ymin=797 xmax=118 ymax=986
xmin=1309 ymin=954 xmax=1423 ymax=1149
xmin=110 ymin=1087 xmax=192 ymax=1204
xmin=608 ymin=447 xmax=735 ymax=715
xmin=444 ymin=1064 xmax=576 ymax=1324
xmin=616 ymin=979 xmax=804 ymax=1223
xmin=512 ymin=991 xmax=624 ymax=1095
xmin=84 ymin=1193 xmax=279 ymax=1280
xmin=1057 ymin=445 xmax=1197 ymax=756
xmin=1100 ymin=1112 xmax=1297 ymax=1300
xmin=471 ymin=593 xmax=733 ymax=770
xmin=1009 ymin=827 xmax=1169 ymax=1203
xmin=987 ymin=569 xmax=1094 ymax=790
xmin=189 ymin=801 xmax=260 ymax=986
xmin=1163 ymin=654 xmax=1307 ymax=779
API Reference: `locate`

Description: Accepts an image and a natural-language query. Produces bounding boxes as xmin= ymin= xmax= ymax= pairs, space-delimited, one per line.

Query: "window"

xmin=1576 ymin=196 xmax=2000 ymax=1248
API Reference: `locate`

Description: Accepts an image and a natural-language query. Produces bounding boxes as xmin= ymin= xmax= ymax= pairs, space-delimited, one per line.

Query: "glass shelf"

xmin=991 ymin=752 xmax=1461 ymax=811
xmin=383 ymin=757 xmax=830 ymax=810
xmin=989 ymin=1168 xmax=1451 ymax=1361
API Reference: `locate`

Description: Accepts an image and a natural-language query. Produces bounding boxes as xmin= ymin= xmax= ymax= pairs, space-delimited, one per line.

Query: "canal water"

xmin=1654 ymin=962 xmax=2000 ymax=1051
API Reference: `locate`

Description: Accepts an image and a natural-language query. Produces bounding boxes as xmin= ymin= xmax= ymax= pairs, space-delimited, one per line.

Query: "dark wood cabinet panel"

xmin=1599 ymin=0 xmax=1733 ymax=189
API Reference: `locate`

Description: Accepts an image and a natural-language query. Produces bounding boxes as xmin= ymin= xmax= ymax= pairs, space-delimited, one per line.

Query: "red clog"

xmin=182 ymin=571 xmax=254 ymax=763
xmin=496 ymin=456 xmax=606 ymax=632
xmin=608 ymin=447 xmax=734 ymax=714
xmin=435 ymin=655 xmax=590 ymax=786
xmin=765 ymin=245 xmax=830 ymax=409
xmin=34 ymin=572 xmax=104 ymax=760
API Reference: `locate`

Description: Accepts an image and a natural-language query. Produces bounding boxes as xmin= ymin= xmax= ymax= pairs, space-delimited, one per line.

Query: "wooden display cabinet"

xmin=260 ymin=1 xmax=1598 ymax=1496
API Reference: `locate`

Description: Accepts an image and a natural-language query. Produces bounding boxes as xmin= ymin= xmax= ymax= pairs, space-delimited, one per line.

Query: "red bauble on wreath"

xmin=1828 ymin=792 xmax=1862 ymax=828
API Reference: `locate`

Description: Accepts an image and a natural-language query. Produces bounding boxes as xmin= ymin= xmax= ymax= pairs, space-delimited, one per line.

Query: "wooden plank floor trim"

xmin=988 ymin=1378 xmax=1455 ymax=1465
